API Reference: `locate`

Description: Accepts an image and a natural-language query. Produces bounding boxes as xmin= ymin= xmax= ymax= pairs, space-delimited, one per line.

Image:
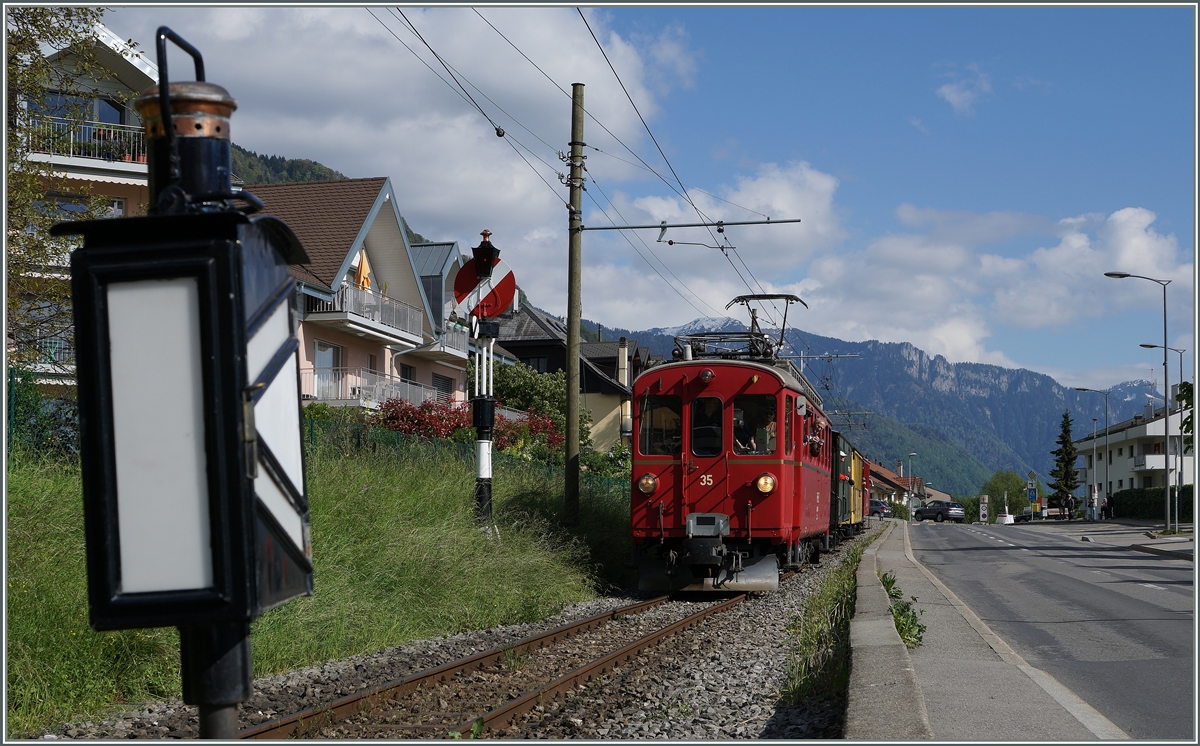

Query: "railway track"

xmin=240 ymin=588 xmax=764 ymax=739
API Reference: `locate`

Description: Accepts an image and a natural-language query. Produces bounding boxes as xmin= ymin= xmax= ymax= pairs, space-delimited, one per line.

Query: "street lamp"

xmin=1091 ymin=417 xmax=1098 ymax=519
xmin=908 ymin=452 xmax=918 ymax=517
xmin=1141 ymin=343 xmax=1187 ymax=531
xmin=1075 ymin=387 xmax=1110 ymax=518
xmin=1106 ymin=271 xmax=1171 ymax=533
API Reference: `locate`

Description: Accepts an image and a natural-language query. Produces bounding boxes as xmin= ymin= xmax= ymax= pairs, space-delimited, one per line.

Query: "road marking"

xmin=901 ymin=521 xmax=1130 ymax=741
xmin=1091 ymin=570 xmax=1111 ymax=576
xmin=1139 ymin=583 xmax=1166 ymax=590
xmin=1021 ymin=548 xmax=1030 ymax=551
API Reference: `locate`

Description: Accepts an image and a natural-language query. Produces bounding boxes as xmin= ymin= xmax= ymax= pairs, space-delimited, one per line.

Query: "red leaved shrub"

xmin=376 ymin=398 xmax=470 ymax=439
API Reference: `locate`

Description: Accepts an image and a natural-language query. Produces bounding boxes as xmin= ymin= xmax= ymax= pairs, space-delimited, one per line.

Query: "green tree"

xmin=479 ymin=360 xmax=593 ymax=452
xmin=6 ymin=8 xmax=119 ymax=369
xmin=979 ymin=469 xmax=1044 ymax=519
xmin=1048 ymin=410 xmax=1079 ymax=512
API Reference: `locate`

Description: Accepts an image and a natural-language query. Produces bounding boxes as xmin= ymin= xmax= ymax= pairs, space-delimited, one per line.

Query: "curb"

xmin=844 ymin=521 xmax=934 ymax=740
xmin=1129 ymin=543 xmax=1194 ymax=561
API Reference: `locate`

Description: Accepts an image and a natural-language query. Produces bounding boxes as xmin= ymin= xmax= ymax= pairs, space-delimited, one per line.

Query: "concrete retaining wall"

xmin=843 ymin=522 xmax=933 ymax=740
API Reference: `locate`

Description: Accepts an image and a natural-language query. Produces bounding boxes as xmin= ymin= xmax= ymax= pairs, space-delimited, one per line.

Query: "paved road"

xmin=909 ymin=520 xmax=1194 ymax=740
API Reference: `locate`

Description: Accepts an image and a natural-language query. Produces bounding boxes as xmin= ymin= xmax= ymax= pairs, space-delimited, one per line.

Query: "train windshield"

xmin=691 ymin=397 xmax=723 ymax=457
xmin=639 ymin=395 xmax=682 ymax=456
xmin=733 ymin=394 xmax=777 ymax=455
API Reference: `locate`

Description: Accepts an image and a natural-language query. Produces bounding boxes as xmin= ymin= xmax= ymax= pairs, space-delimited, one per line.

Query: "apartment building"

xmin=1075 ymin=400 xmax=1194 ymax=498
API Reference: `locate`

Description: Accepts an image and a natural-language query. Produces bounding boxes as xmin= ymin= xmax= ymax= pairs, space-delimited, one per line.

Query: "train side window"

xmin=733 ymin=394 xmax=776 ymax=455
xmin=639 ymin=395 xmax=682 ymax=456
xmin=785 ymin=396 xmax=794 ymax=454
xmin=691 ymin=397 xmax=723 ymax=457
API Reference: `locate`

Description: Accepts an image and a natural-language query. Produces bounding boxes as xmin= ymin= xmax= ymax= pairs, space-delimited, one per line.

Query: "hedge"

xmin=1111 ymin=484 xmax=1193 ymax=522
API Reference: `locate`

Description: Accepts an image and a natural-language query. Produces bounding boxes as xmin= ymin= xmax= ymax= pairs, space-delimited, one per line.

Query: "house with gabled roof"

xmin=496 ymin=304 xmax=637 ymax=451
xmin=250 ymin=177 xmax=471 ymax=409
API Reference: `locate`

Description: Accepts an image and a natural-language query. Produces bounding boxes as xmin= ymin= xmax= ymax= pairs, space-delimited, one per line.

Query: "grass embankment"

xmin=7 ymin=424 xmax=632 ymax=738
xmin=782 ymin=529 xmax=879 ymax=703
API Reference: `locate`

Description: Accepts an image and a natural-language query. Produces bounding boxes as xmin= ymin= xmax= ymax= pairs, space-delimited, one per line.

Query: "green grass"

xmin=7 ymin=424 xmax=629 ymax=738
xmin=879 ymin=571 xmax=926 ymax=648
xmin=782 ymin=530 xmax=878 ymax=704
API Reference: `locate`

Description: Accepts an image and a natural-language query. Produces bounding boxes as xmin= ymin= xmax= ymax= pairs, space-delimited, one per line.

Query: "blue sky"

xmin=105 ymin=5 xmax=1195 ymax=390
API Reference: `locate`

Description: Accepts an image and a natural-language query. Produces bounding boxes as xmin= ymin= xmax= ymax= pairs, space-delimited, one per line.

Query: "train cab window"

xmin=785 ymin=396 xmax=794 ymax=454
xmin=733 ymin=394 xmax=777 ymax=455
xmin=691 ymin=397 xmax=723 ymax=457
xmin=639 ymin=395 xmax=682 ymax=456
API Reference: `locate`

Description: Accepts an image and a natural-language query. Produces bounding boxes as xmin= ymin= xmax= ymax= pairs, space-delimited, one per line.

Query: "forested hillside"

xmin=231 ymin=143 xmax=347 ymax=184
xmin=232 ymin=144 xmax=429 ymax=244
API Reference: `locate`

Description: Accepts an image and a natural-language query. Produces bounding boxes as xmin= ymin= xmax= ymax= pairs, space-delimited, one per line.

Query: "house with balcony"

xmin=1074 ymin=397 xmax=1194 ymax=498
xmin=28 ymin=22 xmax=155 ymax=217
xmin=15 ymin=23 xmax=156 ymax=394
xmin=250 ymin=178 xmax=472 ymax=410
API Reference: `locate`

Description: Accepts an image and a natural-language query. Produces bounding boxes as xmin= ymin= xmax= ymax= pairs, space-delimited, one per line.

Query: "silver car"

xmin=915 ymin=500 xmax=966 ymax=523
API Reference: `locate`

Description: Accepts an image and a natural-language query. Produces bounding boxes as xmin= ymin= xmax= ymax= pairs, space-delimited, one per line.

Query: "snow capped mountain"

xmin=646 ymin=317 xmax=747 ymax=336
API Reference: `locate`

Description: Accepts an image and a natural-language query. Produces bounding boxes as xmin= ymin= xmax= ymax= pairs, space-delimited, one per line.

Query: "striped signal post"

xmin=454 ymin=231 xmax=517 ymax=523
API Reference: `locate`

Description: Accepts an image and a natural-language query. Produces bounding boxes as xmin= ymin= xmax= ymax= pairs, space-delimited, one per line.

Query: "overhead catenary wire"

xmin=367 ymin=8 xmax=563 ymax=202
xmin=474 ymin=7 xmax=784 ymax=326
xmin=576 ymin=7 xmax=783 ymax=327
xmin=584 ymin=171 xmax=725 ymax=319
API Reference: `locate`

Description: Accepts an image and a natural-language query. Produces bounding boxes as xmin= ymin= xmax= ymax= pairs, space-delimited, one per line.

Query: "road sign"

xmin=453 ymin=257 xmax=516 ymax=319
xmin=980 ymin=495 xmax=989 ymax=523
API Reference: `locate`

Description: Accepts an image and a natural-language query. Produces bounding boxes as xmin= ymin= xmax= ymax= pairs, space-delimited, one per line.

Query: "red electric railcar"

xmin=630 ymin=295 xmax=833 ymax=592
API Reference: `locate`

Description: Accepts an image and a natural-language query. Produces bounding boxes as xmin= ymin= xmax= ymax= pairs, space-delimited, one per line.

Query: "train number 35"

xmin=699 ymin=474 xmax=713 ymax=486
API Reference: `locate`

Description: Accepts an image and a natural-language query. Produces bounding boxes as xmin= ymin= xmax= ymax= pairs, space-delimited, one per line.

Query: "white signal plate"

xmin=247 ymin=300 xmax=290 ymax=383
xmin=108 ymin=278 xmax=214 ymax=593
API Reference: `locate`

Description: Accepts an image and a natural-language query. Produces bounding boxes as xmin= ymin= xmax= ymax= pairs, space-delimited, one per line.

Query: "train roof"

xmin=642 ymin=330 xmax=824 ymax=408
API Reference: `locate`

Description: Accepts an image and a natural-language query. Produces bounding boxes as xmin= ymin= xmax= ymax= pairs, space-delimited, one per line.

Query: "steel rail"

xmin=449 ymin=593 xmax=749 ymax=737
xmin=238 ymin=595 xmax=669 ymax=739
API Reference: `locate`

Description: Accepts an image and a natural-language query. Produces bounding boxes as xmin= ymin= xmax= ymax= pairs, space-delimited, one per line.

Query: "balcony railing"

xmin=1133 ymin=454 xmax=1166 ymax=471
xmin=28 ymin=117 xmax=146 ymax=164
xmin=301 ymin=367 xmax=445 ymax=407
xmin=305 ymin=284 xmax=423 ymax=338
xmin=441 ymin=324 xmax=468 ymax=353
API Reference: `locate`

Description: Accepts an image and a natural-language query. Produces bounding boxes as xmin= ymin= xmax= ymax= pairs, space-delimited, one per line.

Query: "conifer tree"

xmin=1049 ymin=409 xmax=1080 ymax=512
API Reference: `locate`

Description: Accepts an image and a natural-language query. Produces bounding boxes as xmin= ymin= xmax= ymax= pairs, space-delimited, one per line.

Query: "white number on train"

xmin=699 ymin=474 xmax=713 ymax=486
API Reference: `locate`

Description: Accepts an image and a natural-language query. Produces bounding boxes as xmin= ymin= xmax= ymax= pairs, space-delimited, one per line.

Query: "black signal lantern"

xmin=51 ymin=27 xmax=311 ymax=738
xmin=471 ymin=229 xmax=501 ymax=280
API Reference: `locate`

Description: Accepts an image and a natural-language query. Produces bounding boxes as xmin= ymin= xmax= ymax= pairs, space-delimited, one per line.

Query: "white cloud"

xmin=936 ymin=63 xmax=992 ymax=115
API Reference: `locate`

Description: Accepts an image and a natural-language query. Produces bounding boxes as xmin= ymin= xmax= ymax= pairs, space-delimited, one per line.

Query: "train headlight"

xmin=637 ymin=473 xmax=658 ymax=495
xmin=755 ymin=473 xmax=777 ymax=494
xmin=699 ymin=368 xmax=715 ymax=383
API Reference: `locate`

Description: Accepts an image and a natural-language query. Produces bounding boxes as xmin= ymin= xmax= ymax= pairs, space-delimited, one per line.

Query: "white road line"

xmin=1139 ymin=583 xmax=1166 ymax=590
xmin=901 ymin=521 xmax=1130 ymax=740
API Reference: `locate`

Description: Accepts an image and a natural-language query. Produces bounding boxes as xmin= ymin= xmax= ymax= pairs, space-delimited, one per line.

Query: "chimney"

xmin=898 ymin=460 xmax=904 ymax=477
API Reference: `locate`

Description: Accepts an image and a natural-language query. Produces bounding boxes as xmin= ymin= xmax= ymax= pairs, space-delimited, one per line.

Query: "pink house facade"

xmin=252 ymin=178 xmax=471 ymax=410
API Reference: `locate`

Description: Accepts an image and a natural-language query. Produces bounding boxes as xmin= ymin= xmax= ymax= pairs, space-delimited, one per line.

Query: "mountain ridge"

xmin=578 ymin=314 xmax=1157 ymax=493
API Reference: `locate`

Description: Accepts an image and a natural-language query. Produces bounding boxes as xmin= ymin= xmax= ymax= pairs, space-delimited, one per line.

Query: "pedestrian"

xmin=1066 ymin=495 xmax=1076 ymax=521
xmin=1088 ymin=493 xmax=1096 ymax=521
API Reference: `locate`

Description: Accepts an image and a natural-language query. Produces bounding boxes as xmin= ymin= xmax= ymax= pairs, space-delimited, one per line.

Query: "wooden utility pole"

xmin=566 ymin=83 xmax=584 ymax=523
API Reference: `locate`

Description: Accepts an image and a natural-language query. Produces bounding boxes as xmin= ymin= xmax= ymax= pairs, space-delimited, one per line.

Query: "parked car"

xmin=869 ymin=499 xmax=892 ymax=518
xmin=915 ymin=500 xmax=966 ymax=523
xmin=1013 ymin=508 xmax=1033 ymax=523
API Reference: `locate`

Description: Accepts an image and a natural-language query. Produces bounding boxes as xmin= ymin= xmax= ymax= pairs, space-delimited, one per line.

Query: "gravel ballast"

xmin=39 ymin=531 xmax=875 ymax=740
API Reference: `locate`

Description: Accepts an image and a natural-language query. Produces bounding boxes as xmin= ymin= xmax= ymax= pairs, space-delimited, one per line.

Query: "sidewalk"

xmin=1003 ymin=518 xmax=1193 ymax=561
xmin=845 ymin=520 xmax=1129 ymax=741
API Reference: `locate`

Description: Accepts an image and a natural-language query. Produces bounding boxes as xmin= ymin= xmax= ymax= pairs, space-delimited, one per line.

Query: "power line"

xmin=576 ymin=8 xmax=782 ymax=327
xmin=368 ymin=8 xmax=563 ymax=203
xmin=584 ymin=173 xmax=725 ymax=318
xmin=393 ymin=9 xmax=502 ymax=135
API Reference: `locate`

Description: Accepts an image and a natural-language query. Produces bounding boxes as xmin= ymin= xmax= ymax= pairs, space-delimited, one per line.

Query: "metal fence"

xmin=305 ymin=285 xmax=423 ymax=338
xmin=29 ymin=117 xmax=146 ymax=163
xmin=300 ymin=367 xmax=445 ymax=406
